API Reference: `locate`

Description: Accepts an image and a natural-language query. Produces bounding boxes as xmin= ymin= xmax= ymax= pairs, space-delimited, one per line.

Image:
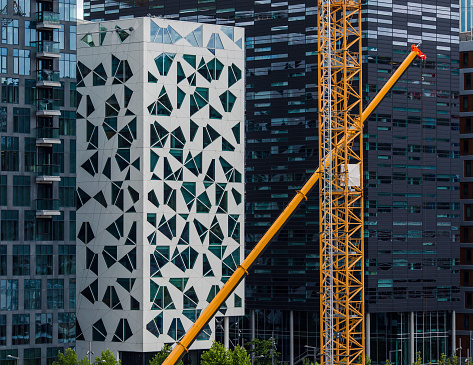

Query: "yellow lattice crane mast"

xmin=318 ymin=1 xmax=363 ymax=364
xmin=162 ymin=35 xmax=426 ymax=365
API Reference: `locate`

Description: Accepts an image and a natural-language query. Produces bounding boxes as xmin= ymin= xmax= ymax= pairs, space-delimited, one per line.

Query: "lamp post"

xmin=86 ymin=342 xmax=94 ymax=364
xmin=457 ymin=343 xmax=463 ymax=365
xmin=304 ymin=345 xmax=319 ymax=365
xmin=7 ymin=355 xmax=19 ymax=365
xmin=389 ymin=349 xmax=402 ymax=365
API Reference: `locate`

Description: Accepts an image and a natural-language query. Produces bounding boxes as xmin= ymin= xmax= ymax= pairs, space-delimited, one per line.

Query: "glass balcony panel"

xmin=36 ymin=70 xmax=60 ymax=83
xmin=36 ymin=199 xmax=60 ymax=211
xmin=36 ymin=164 xmax=60 ymax=176
xmin=35 ymin=11 xmax=60 ymax=24
xmin=36 ymin=127 xmax=59 ymax=139
xmin=36 ymin=99 xmax=60 ymax=111
xmin=34 ymin=41 xmax=60 ymax=54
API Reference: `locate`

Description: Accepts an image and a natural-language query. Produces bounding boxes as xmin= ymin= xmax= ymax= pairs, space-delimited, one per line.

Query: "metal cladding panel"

xmin=76 ymin=17 xmax=245 ymax=355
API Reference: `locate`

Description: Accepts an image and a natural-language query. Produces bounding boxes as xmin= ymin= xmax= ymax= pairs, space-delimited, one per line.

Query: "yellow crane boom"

xmin=162 ymin=44 xmax=426 ymax=365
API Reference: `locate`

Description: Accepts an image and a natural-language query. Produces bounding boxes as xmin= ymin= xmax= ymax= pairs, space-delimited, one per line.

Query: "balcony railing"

xmin=36 ymin=70 xmax=60 ymax=83
xmin=36 ymin=127 xmax=59 ymax=139
xmin=36 ymin=164 xmax=60 ymax=177
xmin=36 ymin=199 xmax=60 ymax=211
xmin=36 ymin=99 xmax=60 ymax=111
xmin=33 ymin=40 xmax=60 ymax=54
xmin=35 ymin=11 xmax=60 ymax=24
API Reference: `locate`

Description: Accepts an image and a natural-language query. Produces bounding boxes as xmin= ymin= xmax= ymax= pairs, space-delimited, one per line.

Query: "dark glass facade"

xmin=84 ymin=1 xmax=460 ymax=364
xmin=0 ymin=0 xmax=77 ymax=363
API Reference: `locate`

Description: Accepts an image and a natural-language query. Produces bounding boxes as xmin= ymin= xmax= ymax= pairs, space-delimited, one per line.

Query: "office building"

xmin=462 ymin=0 xmax=473 ymax=33
xmin=75 ymin=17 xmax=245 ymax=364
xmin=83 ymin=1 xmax=460 ymax=364
xmin=0 ymin=0 xmax=77 ymax=363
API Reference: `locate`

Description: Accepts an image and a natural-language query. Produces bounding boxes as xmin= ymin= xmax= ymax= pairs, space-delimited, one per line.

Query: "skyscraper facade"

xmin=0 ymin=0 xmax=77 ymax=363
xmin=462 ymin=0 xmax=473 ymax=33
xmin=83 ymin=1 xmax=461 ymax=364
xmin=76 ymin=17 xmax=245 ymax=364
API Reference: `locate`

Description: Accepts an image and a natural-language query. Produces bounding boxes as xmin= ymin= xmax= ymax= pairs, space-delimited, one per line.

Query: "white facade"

xmin=76 ymin=17 xmax=244 ymax=356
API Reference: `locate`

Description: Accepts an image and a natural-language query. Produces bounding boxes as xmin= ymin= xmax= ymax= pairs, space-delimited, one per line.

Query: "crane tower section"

xmin=318 ymin=1 xmax=364 ymax=365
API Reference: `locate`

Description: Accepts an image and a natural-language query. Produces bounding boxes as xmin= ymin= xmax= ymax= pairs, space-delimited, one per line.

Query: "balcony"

xmin=36 ymin=99 xmax=61 ymax=116
xmin=35 ymin=11 xmax=61 ymax=30
xmin=34 ymin=40 xmax=60 ymax=58
xmin=36 ymin=70 xmax=61 ymax=88
xmin=36 ymin=199 xmax=60 ymax=217
xmin=36 ymin=127 xmax=61 ymax=146
xmin=36 ymin=164 xmax=61 ymax=183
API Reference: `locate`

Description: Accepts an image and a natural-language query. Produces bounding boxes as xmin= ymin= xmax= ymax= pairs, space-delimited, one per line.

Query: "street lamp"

xmin=389 ymin=349 xmax=402 ymax=365
xmin=7 ymin=355 xmax=19 ymax=365
xmin=304 ymin=345 xmax=319 ymax=365
xmin=457 ymin=345 xmax=463 ymax=365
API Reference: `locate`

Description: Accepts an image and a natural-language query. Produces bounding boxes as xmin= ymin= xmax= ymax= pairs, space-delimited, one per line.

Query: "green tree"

xmin=95 ymin=349 xmax=120 ymax=365
xmin=230 ymin=345 xmax=251 ymax=365
xmin=246 ymin=338 xmax=281 ymax=365
xmin=149 ymin=345 xmax=183 ymax=365
xmin=201 ymin=342 xmax=231 ymax=365
xmin=385 ymin=360 xmax=392 ymax=365
xmin=52 ymin=348 xmax=89 ymax=365
xmin=413 ymin=351 xmax=422 ymax=365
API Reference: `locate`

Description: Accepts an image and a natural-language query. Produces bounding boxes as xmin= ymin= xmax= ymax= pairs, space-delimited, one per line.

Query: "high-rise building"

xmin=462 ymin=0 xmax=473 ymax=33
xmin=75 ymin=17 xmax=245 ymax=364
xmin=457 ymin=38 xmax=473 ymax=359
xmin=83 ymin=1 xmax=461 ymax=364
xmin=0 ymin=0 xmax=77 ymax=363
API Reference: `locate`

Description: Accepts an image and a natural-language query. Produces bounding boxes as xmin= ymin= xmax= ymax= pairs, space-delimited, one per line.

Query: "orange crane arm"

xmin=162 ymin=45 xmax=426 ymax=365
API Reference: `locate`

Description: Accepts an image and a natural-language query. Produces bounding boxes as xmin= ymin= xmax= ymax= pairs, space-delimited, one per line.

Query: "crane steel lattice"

xmin=318 ymin=1 xmax=364 ymax=365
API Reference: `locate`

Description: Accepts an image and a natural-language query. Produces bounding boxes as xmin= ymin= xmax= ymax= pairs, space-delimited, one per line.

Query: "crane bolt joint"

xmin=176 ymin=342 xmax=189 ymax=354
xmin=237 ymin=265 xmax=249 ymax=276
xmin=296 ymin=190 xmax=308 ymax=201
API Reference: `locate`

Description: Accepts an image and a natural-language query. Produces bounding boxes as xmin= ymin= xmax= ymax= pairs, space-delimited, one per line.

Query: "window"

xmin=58 ymin=313 xmax=75 ymax=343
xmin=13 ymin=49 xmax=30 ymax=75
xmin=466 ymin=73 xmax=472 ymax=90
xmin=1 ymin=136 xmax=19 ymax=171
xmin=467 ymin=161 xmax=472 ymax=177
xmin=24 ymin=21 xmax=35 ymax=47
xmin=0 ymin=175 xmax=6 ymax=205
xmin=13 ymin=108 xmax=30 ymax=133
xmin=12 ymin=245 xmax=30 ymax=275
xmin=12 ymin=314 xmax=29 ymax=345
xmin=59 ymin=245 xmax=75 ymax=275
xmin=464 ymin=52 xmax=469 ymax=67
xmin=0 ymin=106 xmax=5 ymax=132
xmin=59 ymin=0 xmax=77 ymax=22
xmin=0 ymin=246 xmax=5 ymax=275
xmin=1 ymin=19 xmax=19 ymax=45
xmin=0 ymin=315 xmax=5 ymax=346
xmin=47 ymin=279 xmax=64 ymax=309
xmin=16 ymin=0 xmax=30 ymax=16
xmin=25 ymin=79 xmax=35 ymax=104
xmin=35 ymin=313 xmax=52 ymax=344
xmin=69 ymin=83 xmax=77 ymax=107
xmin=464 ymin=95 xmax=470 ymax=111
xmin=58 ymin=25 xmax=64 ymax=49
xmin=24 ymin=210 xmax=35 ymax=241
xmin=1 ymin=210 xmax=19 ymax=241
xmin=36 ymin=245 xmax=53 ymax=275
xmin=52 ymin=213 xmax=64 ymax=241
xmin=70 ymin=25 xmax=77 ymax=50
xmin=59 ymin=177 xmax=75 ymax=207
xmin=53 ymin=141 xmax=64 ymax=173
xmin=24 ymin=348 xmax=41 ymax=365
xmin=13 ymin=176 xmax=30 ymax=206
xmin=70 ymin=140 xmax=76 ymax=173
xmin=0 ymin=48 xmax=6 ymax=73
xmin=1 ymin=279 xmax=18 ymax=310
xmin=24 ymin=279 xmax=41 ymax=310
xmin=59 ymin=111 xmax=76 ymax=135
xmin=69 ymin=278 xmax=75 ymax=309
xmin=69 ymin=211 xmax=76 ymax=242
xmin=24 ymin=137 xmax=36 ymax=173
xmin=59 ymin=53 xmax=76 ymax=78
xmin=47 ymin=348 xmax=63 ymax=365
xmin=1 ymin=77 xmax=19 ymax=103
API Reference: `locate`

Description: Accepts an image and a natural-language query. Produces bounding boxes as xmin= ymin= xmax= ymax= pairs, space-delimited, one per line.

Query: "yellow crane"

xmin=162 ymin=42 xmax=425 ymax=365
